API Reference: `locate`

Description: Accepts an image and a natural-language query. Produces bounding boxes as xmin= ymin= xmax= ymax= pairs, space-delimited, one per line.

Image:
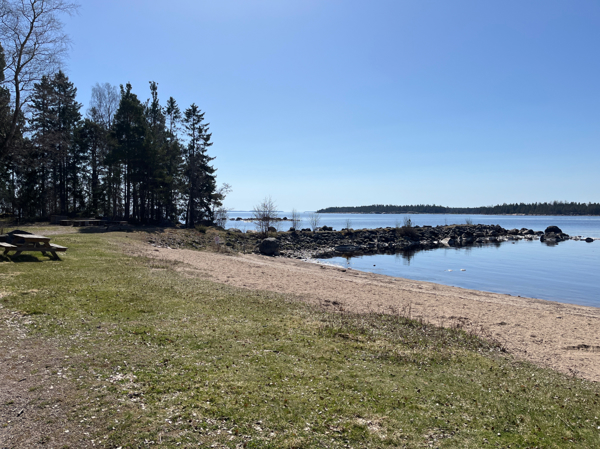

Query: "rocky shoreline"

xmin=250 ymin=224 xmax=595 ymax=259
xmin=145 ymin=223 xmax=595 ymax=259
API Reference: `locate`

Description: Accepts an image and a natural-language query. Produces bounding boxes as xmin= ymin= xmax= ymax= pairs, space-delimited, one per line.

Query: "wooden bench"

xmin=0 ymin=242 xmax=17 ymax=255
xmin=48 ymin=243 xmax=68 ymax=252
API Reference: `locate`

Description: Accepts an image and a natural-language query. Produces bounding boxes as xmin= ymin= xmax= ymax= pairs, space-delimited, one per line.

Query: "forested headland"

xmin=0 ymin=1 xmax=227 ymax=226
xmin=317 ymin=202 xmax=600 ymax=216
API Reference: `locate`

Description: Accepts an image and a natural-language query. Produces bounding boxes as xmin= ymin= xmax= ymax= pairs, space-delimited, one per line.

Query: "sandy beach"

xmin=139 ymin=245 xmax=600 ymax=383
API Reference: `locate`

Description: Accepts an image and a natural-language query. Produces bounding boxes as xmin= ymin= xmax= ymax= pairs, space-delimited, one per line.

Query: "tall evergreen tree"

xmin=0 ymin=43 xmax=16 ymax=214
xmin=29 ymin=71 xmax=81 ymax=215
xmin=163 ymin=96 xmax=183 ymax=221
xmin=144 ymin=81 xmax=166 ymax=222
xmin=182 ymin=103 xmax=216 ymax=227
xmin=29 ymin=75 xmax=55 ymax=217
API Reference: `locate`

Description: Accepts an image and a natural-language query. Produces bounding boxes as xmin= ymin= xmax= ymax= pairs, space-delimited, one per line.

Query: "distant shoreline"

xmin=317 ymin=212 xmax=600 ymax=216
xmin=317 ymin=202 xmax=600 ymax=216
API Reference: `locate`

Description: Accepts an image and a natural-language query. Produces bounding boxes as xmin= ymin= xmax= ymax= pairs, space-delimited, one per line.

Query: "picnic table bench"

xmin=2 ymin=233 xmax=67 ymax=259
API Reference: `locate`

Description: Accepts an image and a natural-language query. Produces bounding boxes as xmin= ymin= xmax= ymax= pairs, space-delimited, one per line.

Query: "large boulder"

xmin=545 ymin=225 xmax=562 ymax=234
xmin=259 ymin=238 xmax=280 ymax=256
xmin=440 ymin=237 xmax=455 ymax=246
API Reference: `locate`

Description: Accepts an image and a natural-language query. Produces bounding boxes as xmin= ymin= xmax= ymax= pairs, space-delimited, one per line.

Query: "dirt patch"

xmin=0 ymin=307 xmax=91 ymax=448
xmin=139 ymin=245 xmax=600 ymax=383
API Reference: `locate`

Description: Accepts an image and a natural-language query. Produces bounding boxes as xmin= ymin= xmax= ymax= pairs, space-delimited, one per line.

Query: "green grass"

xmin=1 ymin=230 xmax=599 ymax=448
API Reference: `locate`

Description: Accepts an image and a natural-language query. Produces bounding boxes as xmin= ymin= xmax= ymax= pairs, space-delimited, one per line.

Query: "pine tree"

xmin=182 ymin=103 xmax=216 ymax=227
xmin=163 ymin=96 xmax=183 ymax=222
xmin=111 ymin=83 xmax=148 ymax=221
xmin=29 ymin=71 xmax=82 ymax=215
xmin=0 ymin=43 xmax=18 ymax=214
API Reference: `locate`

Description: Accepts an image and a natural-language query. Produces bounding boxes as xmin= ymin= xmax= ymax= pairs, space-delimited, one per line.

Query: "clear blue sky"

xmin=63 ymin=0 xmax=600 ymax=211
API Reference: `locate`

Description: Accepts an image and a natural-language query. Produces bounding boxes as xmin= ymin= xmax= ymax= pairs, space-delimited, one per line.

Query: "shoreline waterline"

xmin=228 ymin=212 xmax=600 ymax=308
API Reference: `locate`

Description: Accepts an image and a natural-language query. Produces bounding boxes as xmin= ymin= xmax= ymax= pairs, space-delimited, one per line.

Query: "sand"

xmin=141 ymin=246 xmax=600 ymax=382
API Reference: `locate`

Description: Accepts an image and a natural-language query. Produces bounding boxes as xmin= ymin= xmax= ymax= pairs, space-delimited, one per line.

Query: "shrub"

xmin=252 ymin=196 xmax=278 ymax=236
xmin=395 ymin=215 xmax=418 ymax=239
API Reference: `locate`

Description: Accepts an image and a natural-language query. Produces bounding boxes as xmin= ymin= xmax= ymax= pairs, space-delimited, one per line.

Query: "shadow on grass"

xmin=1 ymin=254 xmax=61 ymax=263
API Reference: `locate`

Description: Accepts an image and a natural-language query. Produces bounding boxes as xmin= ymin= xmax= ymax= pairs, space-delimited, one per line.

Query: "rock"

xmin=259 ymin=238 xmax=280 ymax=256
xmin=507 ymin=228 xmax=520 ymax=235
xmin=545 ymin=225 xmax=562 ymax=234
xmin=459 ymin=233 xmax=474 ymax=244
xmin=585 ymin=237 xmax=594 ymax=243
xmin=268 ymin=226 xmax=277 ymax=232
xmin=228 ymin=228 xmax=242 ymax=233
xmin=335 ymin=245 xmax=360 ymax=253
xmin=541 ymin=233 xmax=559 ymax=243
xmin=440 ymin=237 xmax=455 ymax=246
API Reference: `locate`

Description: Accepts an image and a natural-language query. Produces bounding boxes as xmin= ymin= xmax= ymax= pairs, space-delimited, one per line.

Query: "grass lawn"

xmin=1 ymin=229 xmax=599 ymax=448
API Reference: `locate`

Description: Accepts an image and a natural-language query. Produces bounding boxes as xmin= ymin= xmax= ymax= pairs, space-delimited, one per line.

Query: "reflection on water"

xmin=320 ymin=239 xmax=600 ymax=308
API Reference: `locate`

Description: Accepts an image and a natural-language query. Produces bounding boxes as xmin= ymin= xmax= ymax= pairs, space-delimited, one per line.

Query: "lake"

xmin=227 ymin=212 xmax=600 ymax=308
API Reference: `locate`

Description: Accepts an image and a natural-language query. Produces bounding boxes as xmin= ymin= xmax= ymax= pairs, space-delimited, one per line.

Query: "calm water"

xmin=228 ymin=212 xmax=600 ymax=307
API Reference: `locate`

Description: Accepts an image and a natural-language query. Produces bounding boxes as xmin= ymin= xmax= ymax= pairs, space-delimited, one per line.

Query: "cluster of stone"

xmin=252 ymin=224 xmax=587 ymax=258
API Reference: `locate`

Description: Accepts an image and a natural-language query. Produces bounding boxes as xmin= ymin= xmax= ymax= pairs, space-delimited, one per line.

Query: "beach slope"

xmin=143 ymin=246 xmax=600 ymax=382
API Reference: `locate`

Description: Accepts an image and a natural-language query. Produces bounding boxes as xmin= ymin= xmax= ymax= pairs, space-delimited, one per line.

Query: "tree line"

xmin=317 ymin=202 xmax=600 ymax=216
xmin=0 ymin=0 xmax=227 ymax=225
xmin=0 ymin=69 xmax=227 ymax=225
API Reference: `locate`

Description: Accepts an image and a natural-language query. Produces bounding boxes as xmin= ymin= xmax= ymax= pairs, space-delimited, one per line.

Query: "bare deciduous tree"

xmin=308 ymin=212 xmax=321 ymax=232
xmin=0 ymin=0 xmax=79 ymax=156
xmin=290 ymin=208 xmax=301 ymax=230
xmin=252 ymin=196 xmax=278 ymax=236
xmin=213 ymin=207 xmax=230 ymax=229
xmin=88 ymin=82 xmax=119 ymax=129
xmin=211 ymin=183 xmax=232 ymax=228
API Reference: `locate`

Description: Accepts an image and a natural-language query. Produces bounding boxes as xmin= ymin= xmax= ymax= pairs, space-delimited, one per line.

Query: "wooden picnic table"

xmin=1 ymin=233 xmax=67 ymax=259
xmin=60 ymin=219 xmax=104 ymax=226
